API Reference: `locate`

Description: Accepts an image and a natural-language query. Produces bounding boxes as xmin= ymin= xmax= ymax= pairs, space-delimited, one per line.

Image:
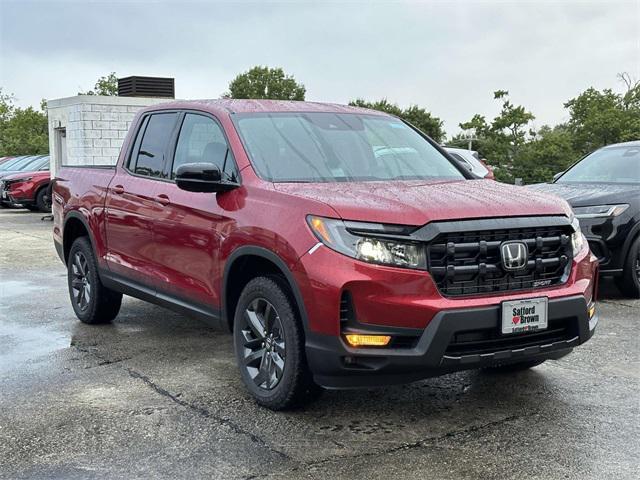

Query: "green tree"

xmin=224 ymin=66 xmax=306 ymax=100
xmin=349 ymin=98 xmax=445 ymax=142
xmin=0 ymin=88 xmax=14 ymax=124
xmin=0 ymin=89 xmax=49 ymax=156
xmin=349 ymin=98 xmax=402 ymax=116
xmin=79 ymin=72 xmax=118 ymax=96
xmin=564 ymin=74 xmax=640 ymax=154
xmin=510 ymin=125 xmax=578 ymax=184
xmin=456 ymin=90 xmax=535 ymax=182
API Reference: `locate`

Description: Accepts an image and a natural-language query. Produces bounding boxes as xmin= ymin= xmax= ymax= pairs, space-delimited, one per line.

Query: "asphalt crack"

xmin=599 ymin=299 xmax=639 ymax=309
xmin=70 ymin=342 xmax=290 ymax=461
xmin=126 ymin=368 xmax=290 ymax=460
xmin=245 ymin=412 xmax=537 ymax=479
xmin=7 ymin=229 xmax=50 ymax=241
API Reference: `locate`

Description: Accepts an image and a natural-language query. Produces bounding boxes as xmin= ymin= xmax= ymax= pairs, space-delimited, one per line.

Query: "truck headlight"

xmin=7 ymin=176 xmax=32 ymax=183
xmin=307 ymin=215 xmax=425 ymax=269
xmin=572 ymin=204 xmax=629 ymax=219
xmin=571 ymin=218 xmax=586 ymax=256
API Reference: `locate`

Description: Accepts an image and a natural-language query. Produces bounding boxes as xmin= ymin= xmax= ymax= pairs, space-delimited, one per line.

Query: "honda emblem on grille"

xmin=501 ymin=241 xmax=528 ymax=271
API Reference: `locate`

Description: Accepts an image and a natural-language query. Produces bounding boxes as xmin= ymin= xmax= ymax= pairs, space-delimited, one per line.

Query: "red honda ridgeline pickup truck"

xmin=53 ymin=100 xmax=598 ymax=409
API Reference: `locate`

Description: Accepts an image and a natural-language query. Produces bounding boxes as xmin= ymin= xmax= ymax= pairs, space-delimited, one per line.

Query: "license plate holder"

xmin=501 ymin=297 xmax=548 ymax=335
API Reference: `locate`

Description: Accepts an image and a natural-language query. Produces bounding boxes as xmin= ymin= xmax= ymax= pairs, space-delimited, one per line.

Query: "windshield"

xmin=15 ymin=156 xmax=45 ymax=171
xmin=234 ymin=113 xmax=464 ymax=182
xmin=34 ymin=156 xmax=50 ymax=171
xmin=558 ymin=145 xmax=640 ymax=184
xmin=0 ymin=156 xmax=28 ymax=170
xmin=1 ymin=156 xmax=42 ymax=171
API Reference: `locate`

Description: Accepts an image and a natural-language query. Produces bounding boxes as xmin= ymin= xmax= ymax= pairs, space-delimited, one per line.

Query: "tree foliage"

xmin=224 ymin=66 xmax=306 ymax=100
xmin=454 ymin=78 xmax=640 ymax=183
xmin=455 ymin=91 xmax=536 ymax=182
xmin=510 ymin=125 xmax=577 ymax=184
xmin=349 ymin=98 xmax=445 ymax=142
xmin=1 ymin=69 xmax=636 ymax=183
xmin=0 ymin=89 xmax=49 ymax=156
xmin=79 ymin=72 xmax=118 ymax=96
xmin=564 ymin=75 xmax=640 ymax=155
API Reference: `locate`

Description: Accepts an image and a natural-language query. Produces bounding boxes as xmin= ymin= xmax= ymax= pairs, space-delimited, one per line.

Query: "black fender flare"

xmin=621 ymin=221 xmax=640 ymax=263
xmin=62 ymin=210 xmax=98 ymax=265
xmin=222 ymin=246 xmax=310 ymax=333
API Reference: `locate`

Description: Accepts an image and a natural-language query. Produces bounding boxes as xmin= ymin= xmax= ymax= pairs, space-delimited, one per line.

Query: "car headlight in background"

xmin=570 ymin=217 xmax=586 ymax=255
xmin=307 ymin=215 xmax=425 ymax=269
xmin=572 ymin=204 xmax=629 ymax=219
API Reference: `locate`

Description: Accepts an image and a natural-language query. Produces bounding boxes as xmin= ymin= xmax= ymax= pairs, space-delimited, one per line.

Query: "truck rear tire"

xmin=67 ymin=237 xmax=122 ymax=324
xmin=233 ymin=276 xmax=321 ymax=410
xmin=615 ymin=236 xmax=640 ymax=299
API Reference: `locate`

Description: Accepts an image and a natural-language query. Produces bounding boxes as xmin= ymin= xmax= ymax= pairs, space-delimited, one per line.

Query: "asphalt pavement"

xmin=1 ymin=208 xmax=638 ymax=479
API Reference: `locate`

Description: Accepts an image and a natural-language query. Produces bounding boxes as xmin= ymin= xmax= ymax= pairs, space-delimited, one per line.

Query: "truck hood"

xmin=274 ymin=179 xmax=572 ymax=226
xmin=528 ymin=182 xmax=640 ymax=208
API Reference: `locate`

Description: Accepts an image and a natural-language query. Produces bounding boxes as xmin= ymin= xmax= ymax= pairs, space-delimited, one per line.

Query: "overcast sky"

xmin=1 ymin=0 xmax=638 ymax=136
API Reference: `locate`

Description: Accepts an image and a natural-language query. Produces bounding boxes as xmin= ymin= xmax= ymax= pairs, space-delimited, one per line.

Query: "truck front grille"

xmin=427 ymin=225 xmax=573 ymax=297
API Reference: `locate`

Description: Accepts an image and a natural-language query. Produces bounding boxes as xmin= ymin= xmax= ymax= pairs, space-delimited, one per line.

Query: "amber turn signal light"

xmin=344 ymin=334 xmax=391 ymax=347
xmin=588 ymin=304 xmax=596 ymax=319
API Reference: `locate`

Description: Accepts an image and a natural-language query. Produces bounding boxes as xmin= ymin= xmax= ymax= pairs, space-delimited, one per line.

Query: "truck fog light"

xmin=344 ymin=334 xmax=391 ymax=347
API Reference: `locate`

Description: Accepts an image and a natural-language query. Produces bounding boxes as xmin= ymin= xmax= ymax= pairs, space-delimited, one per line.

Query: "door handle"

xmin=112 ymin=185 xmax=125 ymax=194
xmin=155 ymin=194 xmax=170 ymax=206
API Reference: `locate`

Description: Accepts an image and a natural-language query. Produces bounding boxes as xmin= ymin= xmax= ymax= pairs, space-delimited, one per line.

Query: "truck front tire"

xmin=233 ymin=276 xmax=321 ymax=410
xmin=35 ymin=187 xmax=51 ymax=212
xmin=616 ymin=236 xmax=640 ymax=299
xmin=67 ymin=237 xmax=122 ymax=324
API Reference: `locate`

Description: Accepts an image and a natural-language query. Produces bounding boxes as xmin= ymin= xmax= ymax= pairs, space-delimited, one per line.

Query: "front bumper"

xmin=307 ymin=295 xmax=597 ymax=388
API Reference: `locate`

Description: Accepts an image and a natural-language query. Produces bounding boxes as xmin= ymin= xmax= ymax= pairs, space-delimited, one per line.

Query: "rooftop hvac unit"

xmin=117 ymin=76 xmax=175 ymax=98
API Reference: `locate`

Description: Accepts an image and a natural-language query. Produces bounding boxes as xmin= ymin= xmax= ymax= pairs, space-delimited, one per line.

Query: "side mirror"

xmin=175 ymin=163 xmax=237 ymax=193
xmin=552 ymin=171 xmax=563 ymax=182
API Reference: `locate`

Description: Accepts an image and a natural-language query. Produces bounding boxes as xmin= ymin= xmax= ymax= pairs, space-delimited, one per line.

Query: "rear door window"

xmin=129 ymin=113 xmax=178 ymax=179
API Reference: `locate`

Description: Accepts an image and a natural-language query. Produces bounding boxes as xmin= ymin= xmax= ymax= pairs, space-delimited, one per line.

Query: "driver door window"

xmin=172 ymin=113 xmax=238 ymax=182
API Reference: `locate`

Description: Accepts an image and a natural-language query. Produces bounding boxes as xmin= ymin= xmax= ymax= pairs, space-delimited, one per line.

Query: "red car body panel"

xmin=3 ymin=170 xmax=51 ymax=205
xmin=294 ymin=244 xmax=596 ymax=336
xmin=52 ymin=99 xmax=597 ymax=388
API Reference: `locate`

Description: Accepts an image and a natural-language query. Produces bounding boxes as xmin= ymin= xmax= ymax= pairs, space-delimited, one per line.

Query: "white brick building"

xmin=47 ymin=95 xmax=172 ymax=176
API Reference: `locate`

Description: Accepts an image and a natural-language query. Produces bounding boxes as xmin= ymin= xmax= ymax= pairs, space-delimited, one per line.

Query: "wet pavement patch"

xmin=1 ymin=210 xmax=639 ymax=479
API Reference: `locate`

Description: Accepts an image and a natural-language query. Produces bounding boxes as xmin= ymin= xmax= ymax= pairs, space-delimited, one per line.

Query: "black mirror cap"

xmin=175 ymin=163 xmax=238 ymax=193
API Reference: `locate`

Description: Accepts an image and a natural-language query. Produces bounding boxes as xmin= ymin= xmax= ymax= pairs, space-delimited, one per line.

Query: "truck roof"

xmin=141 ymin=99 xmax=391 ymax=116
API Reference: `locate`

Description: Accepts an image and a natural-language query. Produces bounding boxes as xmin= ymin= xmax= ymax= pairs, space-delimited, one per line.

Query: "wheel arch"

xmin=621 ymin=221 xmax=640 ymax=263
xmin=33 ymin=182 xmax=51 ymax=209
xmin=34 ymin=181 xmax=50 ymax=199
xmin=222 ymin=246 xmax=309 ymax=334
xmin=62 ymin=211 xmax=97 ymax=265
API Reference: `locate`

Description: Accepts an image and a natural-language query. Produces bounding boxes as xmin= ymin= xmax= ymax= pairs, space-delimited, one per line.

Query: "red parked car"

xmin=53 ymin=100 xmax=598 ymax=410
xmin=1 ymin=169 xmax=52 ymax=211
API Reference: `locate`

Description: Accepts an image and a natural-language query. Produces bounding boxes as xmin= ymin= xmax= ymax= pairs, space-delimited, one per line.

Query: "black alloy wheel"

xmin=67 ymin=237 xmax=122 ymax=324
xmin=240 ymin=297 xmax=287 ymax=390
xmin=233 ymin=276 xmax=321 ymax=410
xmin=70 ymin=250 xmax=92 ymax=312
